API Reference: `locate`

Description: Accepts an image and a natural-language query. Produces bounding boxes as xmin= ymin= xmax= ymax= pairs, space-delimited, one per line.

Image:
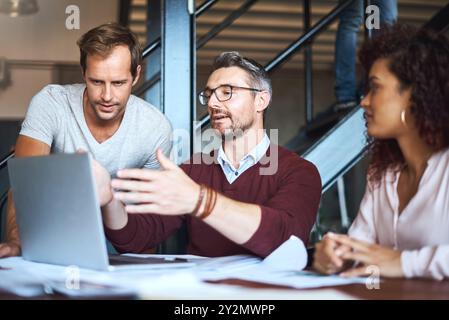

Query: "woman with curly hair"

xmin=313 ymin=24 xmax=449 ymax=280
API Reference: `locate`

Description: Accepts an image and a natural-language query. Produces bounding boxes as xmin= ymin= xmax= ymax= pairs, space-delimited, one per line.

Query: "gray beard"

xmin=220 ymin=117 xmax=254 ymax=140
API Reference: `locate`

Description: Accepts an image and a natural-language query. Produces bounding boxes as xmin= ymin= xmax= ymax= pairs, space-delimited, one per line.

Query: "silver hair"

xmin=212 ymin=51 xmax=272 ymax=105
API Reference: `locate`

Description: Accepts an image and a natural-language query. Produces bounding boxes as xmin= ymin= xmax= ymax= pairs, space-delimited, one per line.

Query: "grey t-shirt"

xmin=20 ymin=84 xmax=173 ymax=175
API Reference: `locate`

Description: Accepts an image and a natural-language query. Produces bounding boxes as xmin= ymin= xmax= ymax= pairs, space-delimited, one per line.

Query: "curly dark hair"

xmin=358 ymin=24 xmax=449 ymax=183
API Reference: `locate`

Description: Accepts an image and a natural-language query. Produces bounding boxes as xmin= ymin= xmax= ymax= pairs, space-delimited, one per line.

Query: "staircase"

xmin=128 ymin=0 xmax=448 ymax=70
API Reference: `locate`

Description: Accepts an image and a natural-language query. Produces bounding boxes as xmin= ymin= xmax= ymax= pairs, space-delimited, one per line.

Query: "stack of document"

xmin=0 ymin=236 xmax=367 ymax=299
xmin=193 ymin=236 xmax=367 ymax=289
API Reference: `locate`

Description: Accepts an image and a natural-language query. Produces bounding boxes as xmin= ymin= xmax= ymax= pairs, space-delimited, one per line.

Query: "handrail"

xmin=0 ymin=150 xmax=14 ymax=172
xmin=142 ymin=37 xmax=162 ymax=59
xmin=195 ymin=113 xmax=211 ymax=131
xmin=424 ymin=2 xmax=449 ymax=32
xmin=141 ymin=0 xmax=221 ymax=59
xmin=195 ymin=0 xmax=220 ymax=18
xmin=195 ymin=0 xmax=357 ymax=131
xmin=0 ymin=190 xmax=9 ymax=224
xmin=265 ymin=0 xmax=357 ymax=73
xmin=138 ymin=0 xmax=244 ymax=96
xmin=134 ymin=73 xmax=160 ymax=97
xmin=302 ymin=107 xmax=367 ymax=193
xmin=197 ymin=0 xmax=258 ymax=49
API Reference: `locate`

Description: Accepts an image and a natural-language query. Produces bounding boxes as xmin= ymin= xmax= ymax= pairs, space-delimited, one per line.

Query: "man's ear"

xmin=132 ymin=65 xmax=142 ymax=86
xmin=255 ymin=90 xmax=270 ymax=113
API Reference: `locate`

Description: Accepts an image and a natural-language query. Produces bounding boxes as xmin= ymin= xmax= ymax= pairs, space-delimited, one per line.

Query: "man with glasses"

xmin=95 ymin=51 xmax=322 ymax=257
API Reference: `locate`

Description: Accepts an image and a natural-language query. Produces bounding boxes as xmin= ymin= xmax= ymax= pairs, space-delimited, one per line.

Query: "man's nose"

xmin=101 ymin=85 xmax=112 ymax=102
xmin=207 ymin=91 xmax=221 ymax=110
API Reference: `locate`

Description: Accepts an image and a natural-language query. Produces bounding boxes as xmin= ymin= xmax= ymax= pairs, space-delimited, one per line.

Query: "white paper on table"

xmin=195 ymin=235 xmax=306 ymax=281
xmin=196 ymin=235 xmax=368 ymax=289
xmin=1 ymin=238 xmax=368 ymax=297
xmin=232 ymin=267 xmax=368 ymax=289
xmin=136 ymin=271 xmax=358 ymax=300
xmin=0 ymin=267 xmax=48 ymax=297
xmin=262 ymin=235 xmax=308 ymax=270
xmin=0 ymin=256 xmax=198 ymax=298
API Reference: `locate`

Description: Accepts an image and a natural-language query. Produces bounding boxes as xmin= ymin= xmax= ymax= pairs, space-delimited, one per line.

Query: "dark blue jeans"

xmin=334 ymin=0 xmax=397 ymax=102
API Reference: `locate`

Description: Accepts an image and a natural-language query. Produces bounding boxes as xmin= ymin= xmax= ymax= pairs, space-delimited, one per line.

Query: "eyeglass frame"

xmin=198 ymin=84 xmax=263 ymax=106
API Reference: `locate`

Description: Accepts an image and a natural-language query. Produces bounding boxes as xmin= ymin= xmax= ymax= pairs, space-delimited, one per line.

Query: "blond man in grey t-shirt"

xmin=0 ymin=23 xmax=172 ymax=258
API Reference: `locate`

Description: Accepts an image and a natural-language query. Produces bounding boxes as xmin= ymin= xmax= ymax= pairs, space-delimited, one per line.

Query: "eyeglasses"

xmin=198 ymin=84 xmax=262 ymax=106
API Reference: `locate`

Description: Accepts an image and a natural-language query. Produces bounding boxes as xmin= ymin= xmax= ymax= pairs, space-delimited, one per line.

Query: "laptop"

xmin=7 ymin=153 xmax=194 ymax=271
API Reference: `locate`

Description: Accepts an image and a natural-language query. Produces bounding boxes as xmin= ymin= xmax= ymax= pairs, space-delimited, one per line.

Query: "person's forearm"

xmin=101 ymin=198 xmax=128 ymax=230
xmin=6 ymin=191 xmax=20 ymax=245
xmin=202 ymin=194 xmax=261 ymax=244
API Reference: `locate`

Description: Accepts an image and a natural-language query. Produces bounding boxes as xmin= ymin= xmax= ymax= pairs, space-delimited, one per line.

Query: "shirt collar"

xmin=217 ymin=133 xmax=270 ymax=169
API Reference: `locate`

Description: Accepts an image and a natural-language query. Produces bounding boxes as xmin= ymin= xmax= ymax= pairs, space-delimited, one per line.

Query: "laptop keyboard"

xmin=108 ymin=255 xmax=189 ymax=266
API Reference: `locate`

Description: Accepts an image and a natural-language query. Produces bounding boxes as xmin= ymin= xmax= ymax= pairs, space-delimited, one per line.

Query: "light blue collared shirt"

xmin=217 ymin=134 xmax=271 ymax=184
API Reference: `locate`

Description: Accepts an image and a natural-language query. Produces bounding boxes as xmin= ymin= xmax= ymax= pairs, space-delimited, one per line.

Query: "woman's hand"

xmin=313 ymin=232 xmax=351 ymax=275
xmin=328 ymin=233 xmax=403 ymax=278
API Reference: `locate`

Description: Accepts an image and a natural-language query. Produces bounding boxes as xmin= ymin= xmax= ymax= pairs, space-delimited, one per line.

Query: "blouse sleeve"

xmin=401 ymin=245 xmax=449 ymax=280
xmin=347 ymin=179 xmax=377 ymax=243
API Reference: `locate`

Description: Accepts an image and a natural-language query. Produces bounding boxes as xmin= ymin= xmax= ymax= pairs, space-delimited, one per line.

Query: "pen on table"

xmin=163 ymin=257 xmax=189 ymax=262
xmin=0 ymin=266 xmax=12 ymax=270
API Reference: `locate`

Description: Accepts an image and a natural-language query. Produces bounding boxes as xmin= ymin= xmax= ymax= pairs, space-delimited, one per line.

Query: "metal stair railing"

xmin=133 ymin=0 xmax=257 ymax=97
xmin=194 ymin=0 xmax=359 ymax=132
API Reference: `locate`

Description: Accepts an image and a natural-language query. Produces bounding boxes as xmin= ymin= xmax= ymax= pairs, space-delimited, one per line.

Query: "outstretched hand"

xmin=111 ymin=149 xmax=200 ymax=215
xmin=77 ymin=149 xmax=113 ymax=207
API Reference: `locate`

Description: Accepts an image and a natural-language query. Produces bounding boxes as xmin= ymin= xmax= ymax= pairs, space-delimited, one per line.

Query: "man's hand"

xmin=313 ymin=232 xmax=351 ymax=275
xmin=0 ymin=241 xmax=21 ymax=258
xmin=328 ymin=233 xmax=403 ymax=278
xmin=92 ymin=157 xmax=113 ymax=207
xmin=78 ymin=150 xmax=113 ymax=207
xmin=111 ymin=149 xmax=200 ymax=215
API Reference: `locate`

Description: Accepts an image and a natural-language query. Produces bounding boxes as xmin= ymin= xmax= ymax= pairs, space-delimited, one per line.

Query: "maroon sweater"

xmin=105 ymin=145 xmax=321 ymax=258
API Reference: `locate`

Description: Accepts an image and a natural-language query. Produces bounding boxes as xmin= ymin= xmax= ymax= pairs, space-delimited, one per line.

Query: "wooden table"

xmin=2 ymin=277 xmax=449 ymax=300
xmin=210 ymin=277 xmax=449 ymax=300
xmin=336 ymin=277 xmax=449 ymax=299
